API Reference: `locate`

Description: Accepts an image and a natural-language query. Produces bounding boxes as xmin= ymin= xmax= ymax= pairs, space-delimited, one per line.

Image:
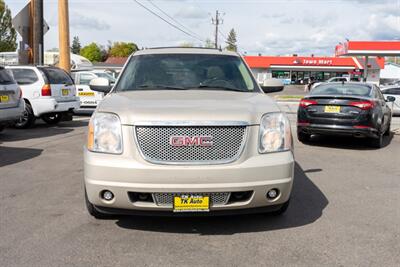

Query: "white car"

xmin=72 ymin=71 xmax=115 ymax=110
xmin=381 ymin=86 xmax=400 ymax=115
xmin=312 ymin=76 xmax=359 ymax=90
xmin=6 ymin=66 xmax=80 ymax=128
xmin=0 ymin=67 xmax=25 ymax=131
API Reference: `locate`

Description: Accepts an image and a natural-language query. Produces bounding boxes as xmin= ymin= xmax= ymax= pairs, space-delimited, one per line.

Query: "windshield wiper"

xmin=191 ymin=85 xmax=248 ymax=92
xmin=137 ymin=84 xmax=187 ymax=90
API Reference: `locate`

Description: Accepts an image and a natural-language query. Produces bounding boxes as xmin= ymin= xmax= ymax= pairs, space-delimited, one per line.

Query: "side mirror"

xmin=260 ymin=78 xmax=284 ymax=93
xmin=385 ymin=96 xmax=396 ymax=102
xmin=89 ymin=78 xmax=112 ymax=93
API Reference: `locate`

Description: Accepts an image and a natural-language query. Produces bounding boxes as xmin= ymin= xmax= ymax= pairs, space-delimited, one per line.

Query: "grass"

xmin=274 ymin=95 xmax=303 ymax=101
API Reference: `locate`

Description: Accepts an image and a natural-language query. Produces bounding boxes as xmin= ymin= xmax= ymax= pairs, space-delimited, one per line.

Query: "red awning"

xmin=335 ymin=41 xmax=400 ymax=56
xmin=244 ymin=56 xmax=383 ymax=70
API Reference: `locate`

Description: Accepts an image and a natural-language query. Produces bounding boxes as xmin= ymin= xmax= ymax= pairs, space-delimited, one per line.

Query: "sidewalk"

xmin=276 ymin=101 xmax=299 ymax=114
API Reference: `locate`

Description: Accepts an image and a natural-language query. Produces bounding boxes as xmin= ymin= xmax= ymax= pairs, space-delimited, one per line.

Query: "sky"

xmin=5 ymin=0 xmax=400 ymax=56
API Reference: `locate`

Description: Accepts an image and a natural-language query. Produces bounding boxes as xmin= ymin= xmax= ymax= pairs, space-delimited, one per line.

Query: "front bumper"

xmin=30 ymin=98 xmax=80 ymax=117
xmin=84 ymin=149 xmax=294 ymax=214
xmin=0 ymin=100 xmax=25 ymax=125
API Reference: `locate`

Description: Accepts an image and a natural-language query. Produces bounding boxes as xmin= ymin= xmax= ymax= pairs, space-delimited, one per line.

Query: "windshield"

xmin=114 ymin=54 xmax=257 ymax=92
xmin=0 ymin=68 xmax=15 ymax=85
xmin=39 ymin=67 xmax=74 ymax=85
xmin=311 ymin=84 xmax=372 ymax=97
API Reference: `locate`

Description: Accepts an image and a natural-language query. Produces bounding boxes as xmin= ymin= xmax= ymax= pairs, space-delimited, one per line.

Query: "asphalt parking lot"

xmin=1 ymin=107 xmax=400 ymax=266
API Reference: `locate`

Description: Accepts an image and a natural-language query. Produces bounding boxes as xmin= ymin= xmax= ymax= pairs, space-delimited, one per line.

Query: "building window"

xmin=272 ymin=71 xmax=290 ymax=79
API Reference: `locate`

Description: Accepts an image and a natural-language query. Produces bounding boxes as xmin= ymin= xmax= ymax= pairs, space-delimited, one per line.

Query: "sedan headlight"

xmin=87 ymin=112 xmax=123 ymax=154
xmin=259 ymin=112 xmax=292 ymax=153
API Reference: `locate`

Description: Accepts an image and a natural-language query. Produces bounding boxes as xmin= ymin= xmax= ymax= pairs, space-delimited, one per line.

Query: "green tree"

xmin=225 ymin=28 xmax=237 ymax=52
xmin=109 ymin=42 xmax=138 ymax=57
xmin=0 ymin=0 xmax=17 ymax=52
xmin=179 ymin=42 xmax=194 ymax=48
xmin=71 ymin=36 xmax=81 ymax=54
xmin=80 ymin=43 xmax=102 ymax=62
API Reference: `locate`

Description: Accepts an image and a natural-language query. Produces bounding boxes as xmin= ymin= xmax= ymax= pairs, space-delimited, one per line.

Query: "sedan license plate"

xmin=78 ymin=92 xmax=95 ymax=96
xmin=324 ymin=105 xmax=340 ymax=113
xmin=0 ymin=95 xmax=9 ymax=103
xmin=173 ymin=194 xmax=210 ymax=212
xmin=62 ymin=89 xmax=70 ymax=96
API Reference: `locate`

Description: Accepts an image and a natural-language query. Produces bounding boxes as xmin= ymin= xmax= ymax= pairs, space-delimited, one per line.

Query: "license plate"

xmin=62 ymin=89 xmax=70 ymax=96
xmin=324 ymin=105 xmax=340 ymax=113
xmin=78 ymin=92 xmax=95 ymax=96
xmin=0 ymin=95 xmax=9 ymax=103
xmin=173 ymin=194 xmax=210 ymax=212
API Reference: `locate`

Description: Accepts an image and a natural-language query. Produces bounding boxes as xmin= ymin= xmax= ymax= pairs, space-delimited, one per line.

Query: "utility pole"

xmin=58 ymin=0 xmax=71 ymax=72
xmin=32 ymin=0 xmax=44 ymax=65
xmin=212 ymin=10 xmax=223 ymax=49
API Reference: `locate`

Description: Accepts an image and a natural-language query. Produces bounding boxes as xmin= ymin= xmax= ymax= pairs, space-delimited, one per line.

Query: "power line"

xmin=218 ymin=29 xmax=228 ymax=41
xmin=132 ymin=0 xmax=206 ymax=44
xmin=218 ymin=28 xmax=228 ymax=39
xmin=146 ymin=0 xmax=205 ymax=42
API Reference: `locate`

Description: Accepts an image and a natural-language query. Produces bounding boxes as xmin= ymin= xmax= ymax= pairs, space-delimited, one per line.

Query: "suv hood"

xmin=97 ymin=90 xmax=281 ymax=125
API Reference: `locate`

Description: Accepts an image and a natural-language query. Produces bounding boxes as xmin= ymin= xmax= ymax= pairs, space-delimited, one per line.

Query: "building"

xmin=380 ymin=62 xmax=400 ymax=84
xmin=92 ymin=57 xmax=127 ymax=78
xmin=0 ymin=51 xmax=93 ymax=70
xmin=244 ymin=55 xmax=384 ymax=85
xmin=335 ymin=40 xmax=400 ymax=84
xmin=245 ymin=41 xmax=400 ymax=86
xmin=0 ymin=52 xmax=19 ymax=66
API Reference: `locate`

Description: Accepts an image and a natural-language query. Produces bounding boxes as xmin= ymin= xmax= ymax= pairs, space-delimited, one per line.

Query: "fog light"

xmin=138 ymin=193 xmax=150 ymax=201
xmin=266 ymin=189 xmax=279 ymax=200
xmin=102 ymin=190 xmax=114 ymax=201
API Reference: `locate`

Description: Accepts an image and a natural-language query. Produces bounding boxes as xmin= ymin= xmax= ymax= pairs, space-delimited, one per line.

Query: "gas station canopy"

xmin=335 ymin=41 xmax=400 ymax=57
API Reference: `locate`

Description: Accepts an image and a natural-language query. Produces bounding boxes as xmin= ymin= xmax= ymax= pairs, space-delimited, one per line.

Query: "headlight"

xmin=259 ymin=112 xmax=292 ymax=153
xmin=87 ymin=112 xmax=123 ymax=154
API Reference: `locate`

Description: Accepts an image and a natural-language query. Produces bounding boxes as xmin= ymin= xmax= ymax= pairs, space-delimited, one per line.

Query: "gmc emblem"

xmin=169 ymin=136 xmax=213 ymax=147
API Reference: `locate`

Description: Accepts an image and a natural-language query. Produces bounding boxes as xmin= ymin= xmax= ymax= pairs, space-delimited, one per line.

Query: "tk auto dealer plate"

xmin=173 ymin=194 xmax=210 ymax=212
xmin=78 ymin=92 xmax=95 ymax=96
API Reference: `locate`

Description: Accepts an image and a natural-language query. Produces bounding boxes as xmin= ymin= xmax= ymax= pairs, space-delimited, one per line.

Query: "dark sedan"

xmin=297 ymin=82 xmax=395 ymax=148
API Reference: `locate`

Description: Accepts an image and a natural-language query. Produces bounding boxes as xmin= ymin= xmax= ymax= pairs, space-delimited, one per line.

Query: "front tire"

xmin=85 ymin=189 xmax=110 ymax=219
xmin=15 ymin=102 xmax=35 ymax=129
xmin=41 ymin=113 xmax=62 ymax=125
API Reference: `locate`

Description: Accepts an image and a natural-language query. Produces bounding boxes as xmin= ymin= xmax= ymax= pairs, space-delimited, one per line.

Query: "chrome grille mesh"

xmin=153 ymin=192 xmax=230 ymax=207
xmin=135 ymin=126 xmax=246 ymax=164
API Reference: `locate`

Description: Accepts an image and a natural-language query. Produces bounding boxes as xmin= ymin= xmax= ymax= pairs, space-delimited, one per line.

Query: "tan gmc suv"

xmin=84 ymin=48 xmax=294 ymax=218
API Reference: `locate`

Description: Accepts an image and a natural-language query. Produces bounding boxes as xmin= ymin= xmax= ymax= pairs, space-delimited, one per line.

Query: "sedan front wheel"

xmin=370 ymin=133 xmax=383 ymax=148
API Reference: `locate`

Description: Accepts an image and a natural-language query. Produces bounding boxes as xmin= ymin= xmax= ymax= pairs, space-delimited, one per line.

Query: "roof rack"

xmin=143 ymin=46 xmax=221 ymax=51
xmin=6 ymin=64 xmax=56 ymax=68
